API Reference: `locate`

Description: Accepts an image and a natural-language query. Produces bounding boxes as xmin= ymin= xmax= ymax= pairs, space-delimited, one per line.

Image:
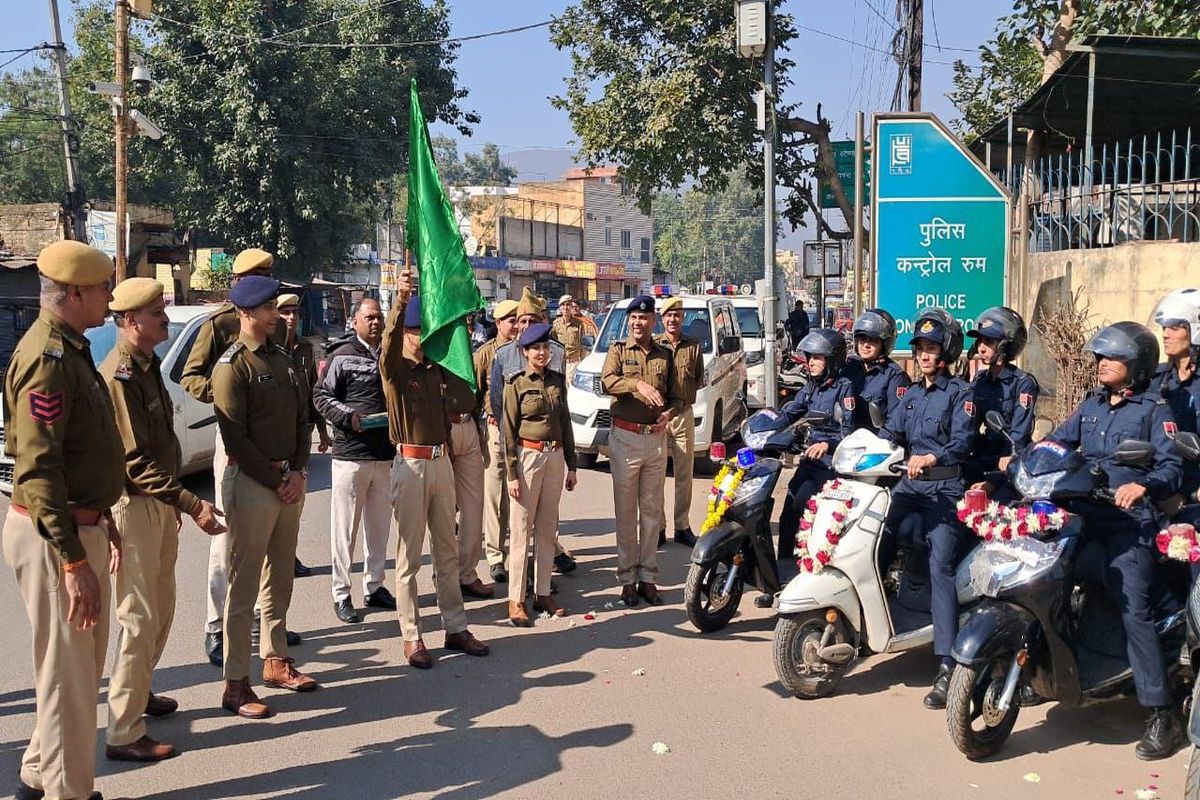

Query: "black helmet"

xmin=1085 ymin=321 xmax=1160 ymax=391
xmin=852 ymin=308 xmax=898 ymax=355
xmin=797 ymin=328 xmax=848 ymax=377
xmin=909 ymin=308 xmax=964 ymax=365
xmin=966 ymin=306 xmax=1028 ymax=362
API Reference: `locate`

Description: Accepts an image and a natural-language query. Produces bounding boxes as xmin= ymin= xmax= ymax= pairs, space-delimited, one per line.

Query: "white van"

xmin=567 ymin=294 xmax=747 ymax=468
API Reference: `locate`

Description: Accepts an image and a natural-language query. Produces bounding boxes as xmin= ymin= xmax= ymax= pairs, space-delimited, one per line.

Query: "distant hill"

xmin=504 ymin=148 xmax=579 ymax=184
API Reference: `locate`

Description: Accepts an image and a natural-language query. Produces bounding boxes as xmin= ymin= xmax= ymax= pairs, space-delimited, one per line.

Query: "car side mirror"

xmin=1174 ymin=431 xmax=1200 ymax=463
xmin=581 ymin=335 xmax=595 ymax=350
xmin=719 ymin=335 xmax=740 ymax=355
xmin=1113 ymin=439 xmax=1156 ymax=466
xmin=868 ymin=402 xmax=885 ymax=430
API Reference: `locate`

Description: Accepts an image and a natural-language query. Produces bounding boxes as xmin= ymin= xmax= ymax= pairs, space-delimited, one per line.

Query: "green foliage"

xmin=63 ymin=0 xmax=474 ymax=278
xmin=949 ymin=0 xmax=1200 ymax=139
xmin=653 ymin=172 xmax=764 ymax=288
xmin=430 ymin=135 xmax=517 ymax=187
xmin=0 ymin=64 xmax=67 ymax=204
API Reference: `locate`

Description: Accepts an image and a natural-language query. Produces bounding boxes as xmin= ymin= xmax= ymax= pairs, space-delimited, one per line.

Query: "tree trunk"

xmin=781 ymin=115 xmax=855 ymax=237
xmin=1022 ymin=0 xmax=1080 ymax=175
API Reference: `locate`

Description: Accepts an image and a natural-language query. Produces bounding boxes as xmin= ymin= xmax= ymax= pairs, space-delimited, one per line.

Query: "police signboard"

xmin=819 ymin=140 xmax=871 ymax=209
xmin=871 ymin=113 xmax=1009 ymax=351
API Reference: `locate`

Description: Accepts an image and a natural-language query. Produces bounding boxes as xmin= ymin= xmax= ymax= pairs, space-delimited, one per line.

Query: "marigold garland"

xmin=955 ymin=498 xmax=1068 ymax=541
xmin=794 ymin=479 xmax=854 ymax=574
xmin=701 ymin=463 xmax=747 ymax=533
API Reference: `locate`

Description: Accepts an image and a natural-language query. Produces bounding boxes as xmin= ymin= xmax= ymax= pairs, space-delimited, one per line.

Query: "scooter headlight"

xmin=968 ymin=538 xmax=1065 ymax=598
xmin=832 ymin=446 xmax=864 ymax=473
xmin=731 ymin=474 xmax=773 ymax=507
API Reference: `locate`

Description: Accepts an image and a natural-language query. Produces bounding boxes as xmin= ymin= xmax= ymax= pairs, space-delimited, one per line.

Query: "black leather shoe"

xmin=335 ymin=599 xmax=360 ymax=624
xmin=205 ymin=632 xmax=223 ymax=667
xmin=285 ymin=630 xmax=302 ymax=647
xmin=365 ymin=586 xmax=398 ymax=610
xmin=1136 ymin=706 xmax=1186 ymax=760
xmin=552 ymin=553 xmax=576 ymax=574
xmin=923 ymin=664 xmax=952 ymax=709
xmin=658 ymin=529 xmax=667 ymax=547
xmin=754 ymin=592 xmax=775 ymax=608
xmin=1018 ymin=684 xmax=1047 ymax=707
xmin=674 ymin=528 xmax=698 ymax=547
xmin=294 ymin=558 xmax=312 ymax=578
xmin=17 ymin=787 xmax=103 ymax=800
xmin=490 ymin=563 xmax=508 ymax=583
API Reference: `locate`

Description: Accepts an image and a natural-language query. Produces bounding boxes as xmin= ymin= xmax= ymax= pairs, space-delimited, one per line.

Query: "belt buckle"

xmin=432 ymin=444 xmax=445 ymax=458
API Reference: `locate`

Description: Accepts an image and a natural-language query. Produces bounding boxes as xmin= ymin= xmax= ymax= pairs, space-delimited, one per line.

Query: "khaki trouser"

xmin=3 ymin=510 xmax=110 ymax=800
xmin=450 ymin=419 xmax=485 ymax=584
xmin=205 ymin=426 xmax=229 ymax=633
xmin=222 ymin=466 xmax=302 ymax=681
xmin=609 ymin=424 xmax=667 ymax=585
xmin=508 ymin=445 xmax=566 ymax=602
xmin=666 ymin=411 xmax=696 ymax=531
xmin=565 ymin=361 xmax=579 ymax=385
xmin=107 ymin=494 xmax=177 ymax=747
xmin=482 ymin=421 xmax=510 ymax=566
xmin=391 ymin=452 xmax=468 ymax=641
xmin=329 ymin=459 xmax=392 ymax=603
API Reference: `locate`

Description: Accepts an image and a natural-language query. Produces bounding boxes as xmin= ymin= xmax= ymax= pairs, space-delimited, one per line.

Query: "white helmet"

xmin=1152 ymin=288 xmax=1200 ymax=346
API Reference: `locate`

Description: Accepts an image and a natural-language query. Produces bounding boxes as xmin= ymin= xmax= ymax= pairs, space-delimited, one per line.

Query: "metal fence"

xmin=1003 ymin=127 xmax=1200 ymax=252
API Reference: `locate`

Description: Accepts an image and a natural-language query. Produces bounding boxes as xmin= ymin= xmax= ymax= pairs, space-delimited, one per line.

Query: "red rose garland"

xmin=795 ymin=479 xmax=854 ymax=574
xmin=955 ymin=498 xmax=1068 ymax=541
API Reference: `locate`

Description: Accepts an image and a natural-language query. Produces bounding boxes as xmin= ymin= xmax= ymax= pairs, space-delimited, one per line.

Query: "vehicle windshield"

xmin=595 ymin=307 xmax=713 ymax=353
xmin=735 ymin=307 xmax=763 ymax=338
xmin=86 ymin=321 xmax=185 ymax=367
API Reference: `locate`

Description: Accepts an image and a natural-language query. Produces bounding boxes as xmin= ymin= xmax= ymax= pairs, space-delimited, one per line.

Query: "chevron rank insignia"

xmin=29 ymin=391 xmax=64 ymax=424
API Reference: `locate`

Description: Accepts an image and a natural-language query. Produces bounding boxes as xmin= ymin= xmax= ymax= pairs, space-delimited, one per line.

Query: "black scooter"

xmin=683 ymin=409 xmax=823 ymax=633
xmin=945 ymin=413 xmax=1200 ymax=760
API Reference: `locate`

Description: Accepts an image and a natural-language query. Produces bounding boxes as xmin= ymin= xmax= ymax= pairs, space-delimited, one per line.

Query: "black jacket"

xmin=312 ymin=336 xmax=395 ymax=461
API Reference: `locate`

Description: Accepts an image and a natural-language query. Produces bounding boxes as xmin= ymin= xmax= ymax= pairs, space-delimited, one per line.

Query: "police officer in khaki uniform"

xmin=212 ymin=276 xmax=318 ymax=719
xmin=503 ymin=323 xmax=577 ymax=626
xmin=381 ymin=272 xmax=489 ymax=669
xmin=179 ymin=247 xmax=288 ymax=666
xmin=656 ymin=296 xmax=704 ymax=547
xmin=101 ymin=278 xmax=227 ymax=764
xmin=601 ymin=294 xmax=682 ymax=607
xmin=552 ymin=294 xmax=585 ymax=383
xmin=277 ymin=292 xmax=329 ymax=578
xmin=3 ymin=240 xmax=124 ymax=800
xmin=445 ymin=367 xmax=493 ymax=599
xmin=474 ymin=298 xmax=519 ymax=582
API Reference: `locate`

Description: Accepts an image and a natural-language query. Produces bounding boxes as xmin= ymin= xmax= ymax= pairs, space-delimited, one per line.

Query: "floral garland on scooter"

xmin=794 ymin=479 xmax=854 ymax=573
xmin=954 ymin=497 xmax=1068 ymax=541
xmin=1156 ymin=523 xmax=1200 ymax=562
xmin=701 ymin=463 xmax=747 ymax=534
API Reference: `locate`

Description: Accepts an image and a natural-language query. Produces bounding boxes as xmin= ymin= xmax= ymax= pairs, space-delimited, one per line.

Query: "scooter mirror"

xmin=805 ymin=410 xmax=830 ymax=425
xmin=868 ymin=402 xmax=885 ymax=430
xmin=984 ymin=410 xmax=1008 ymax=435
xmin=1113 ymin=438 xmax=1155 ymax=466
xmin=1174 ymin=431 xmax=1200 ymax=463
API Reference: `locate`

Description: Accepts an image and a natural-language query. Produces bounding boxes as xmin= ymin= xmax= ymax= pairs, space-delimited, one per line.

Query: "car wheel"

xmin=578 ymin=453 xmax=598 ymax=470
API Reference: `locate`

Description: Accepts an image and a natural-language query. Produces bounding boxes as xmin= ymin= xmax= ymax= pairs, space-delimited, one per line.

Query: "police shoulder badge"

xmin=896 ymin=386 xmax=907 ymax=399
xmin=1164 ymin=420 xmax=1179 ymax=438
xmin=842 ymin=396 xmax=856 ymax=411
xmin=114 ymin=362 xmax=133 ymax=382
xmin=1018 ymin=392 xmax=1032 ymax=409
xmin=963 ymin=400 xmax=976 ymax=417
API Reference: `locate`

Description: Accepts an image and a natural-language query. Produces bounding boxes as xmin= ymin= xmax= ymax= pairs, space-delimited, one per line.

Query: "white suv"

xmin=730 ymin=296 xmax=788 ymax=409
xmin=567 ymin=295 xmax=748 ymax=469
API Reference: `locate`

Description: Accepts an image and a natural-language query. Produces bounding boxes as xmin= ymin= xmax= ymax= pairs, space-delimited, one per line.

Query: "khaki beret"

xmin=660 ymin=296 xmax=683 ymax=314
xmin=276 ymin=292 xmax=301 ymax=309
xmin=232 ymin=247 xmax=274 ymax=275
xmin=494 ymin=299 xmax=520 ymax=320
xmin=516 ymin=286 xmax=547 ymax=318
xmin=559 ymin=294 xmax=574 ymax=305
xmin=37 ymin=240 xmax=114 ymax=287
xmin=109 ymin=277 xmax=164 ymax=312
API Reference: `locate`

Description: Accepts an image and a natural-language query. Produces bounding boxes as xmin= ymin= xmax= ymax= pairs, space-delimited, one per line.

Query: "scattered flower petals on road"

xmin=651 ymin=741 xmax=670 ymax=755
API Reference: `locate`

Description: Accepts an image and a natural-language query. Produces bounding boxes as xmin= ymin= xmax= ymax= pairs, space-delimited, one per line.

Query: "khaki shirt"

xmin=474 ymin=337 xmax=502 ymax=418
xmin=4 ymin=310 xmax=125 ymax=563
xmin=503 ymin=368 xmax=577 ymax=474
xmin=100 ymin=339 xmax=202 ymax=515
xmin=552 ymin=316 xmax=585 ymax=362
xmin=601 ymin=336 xmax=683 ymax=425
xmin=445 ymin=371 xmax=479 ymax=417
xmin=180 ymin=302 xmax=285 ymax=404
xmin=656 ymin=333 xmax=705 ymax=407
xmin=211 ymin=332 xmax=310 ymax=490
xmin=285 ymin=336 xmax=327 ymax=439
xmin=380 ymin=300 xmax=451 ymax=446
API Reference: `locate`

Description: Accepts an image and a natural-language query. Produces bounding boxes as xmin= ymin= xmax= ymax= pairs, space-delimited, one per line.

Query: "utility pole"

xmin=114 ymin=0 xmax=129 ymax=281
xmin=761 ymin=9 xmax=778 ymax=408
xmin=48 ymin=0 xmax=87 ymax=242
xmin=852 ymin=111 xmax=866 ymax=316
xmin=907 ymin=0 xmax=923 ymax=112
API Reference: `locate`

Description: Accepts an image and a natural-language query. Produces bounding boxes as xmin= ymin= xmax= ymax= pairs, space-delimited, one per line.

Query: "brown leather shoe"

xmin=404 ymin=639 xmax=433 ymax=669
xmin=444 ymin=630 xmax=490 ymax=657
xmin=105 ymin=734 xmax=176 ymax=762
xmin=460 ymin=578 xmax=495 ymax=599
xmin=262 ymin=657 xmax=318 ymax=692
xmin=144 ymin=693 xmax=178 ymax=717
xmin=533 ymin=595 xmax=566 ymax=617
xmin=221 ymin=678 xmax=270 ymax=719
xmin=509 ymin=600 xmax=533 ymax=627
xmin=621 ymin=583 xmax=640 ymax=607
xmin=637 ymin=581 xmax=664 ymax=606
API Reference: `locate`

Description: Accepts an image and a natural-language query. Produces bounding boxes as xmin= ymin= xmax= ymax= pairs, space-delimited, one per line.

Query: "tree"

xmin=0 ymin=64 xmax=68 ymax=204
xmin=948 ymin=0 xmax=1200 ymax=142
xmin=429 ymin=135 xmax=517 ymax=187
xmin=653 ymin=172 xmax=764 ymax=288
xmin=550 ymin=0 xmax=856 ymax=240
xmin=66 ymin=0 xmax=476 ymax=278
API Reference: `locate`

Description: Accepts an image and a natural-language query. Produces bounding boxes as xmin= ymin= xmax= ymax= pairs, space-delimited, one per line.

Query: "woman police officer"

xmin=842 ymin=308 xmax=911 ymax=432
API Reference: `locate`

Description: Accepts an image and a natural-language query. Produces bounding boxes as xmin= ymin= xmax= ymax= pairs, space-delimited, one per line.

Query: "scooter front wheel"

xmin=772 ymin=611 xmax=852 ymax=699
xmin=684 ymin=561 xmax=743 ymax=632
xmin=946 ymin=657 xmax=1021 ymax=760
xmin=1187 ymin=747 xmax=1200 ymax=800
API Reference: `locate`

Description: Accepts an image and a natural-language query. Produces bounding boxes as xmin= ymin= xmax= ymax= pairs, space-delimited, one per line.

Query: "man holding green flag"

xmin=376 ymin=79 xmax=490 ymax=669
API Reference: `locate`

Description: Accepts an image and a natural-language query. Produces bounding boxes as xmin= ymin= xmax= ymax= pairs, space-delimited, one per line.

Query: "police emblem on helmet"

xmin=918 ymin=320 xmax=935 ymax=333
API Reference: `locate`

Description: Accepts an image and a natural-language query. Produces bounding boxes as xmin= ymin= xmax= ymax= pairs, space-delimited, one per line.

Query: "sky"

xmin=4 ymin=0 xmax=1015 ymax=243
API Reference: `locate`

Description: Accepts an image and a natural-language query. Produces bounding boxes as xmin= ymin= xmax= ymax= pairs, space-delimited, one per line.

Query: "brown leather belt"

xmin=613 ymin=418 xmax=656 ymax=435
xmin=447 ymin=413 xmax=474 ymax=424
xmin=487 ymin=416 xmax=498 ymax=427
xmin=400 ymin=443 xmax=446 ymax=459
xmin=11 ymin=504 xmax=104 ymax=526
xmin=521 ymin=439 xmax=561 ymax=452
xmin=228 ymin=456 xmax=287 ymax=471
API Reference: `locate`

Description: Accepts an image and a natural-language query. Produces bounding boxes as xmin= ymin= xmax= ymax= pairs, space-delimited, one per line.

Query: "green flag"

xmin=406 ymin=77 xmax=484 ymax=389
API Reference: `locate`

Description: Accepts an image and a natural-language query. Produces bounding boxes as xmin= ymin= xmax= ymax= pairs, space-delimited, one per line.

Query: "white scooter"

xmin=771 ymin=426 xmax=983 ymax=699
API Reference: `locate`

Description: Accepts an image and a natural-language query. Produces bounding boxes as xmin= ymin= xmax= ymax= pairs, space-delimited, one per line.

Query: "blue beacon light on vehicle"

xmin=736 ymin=447 xmax=756 ymax=469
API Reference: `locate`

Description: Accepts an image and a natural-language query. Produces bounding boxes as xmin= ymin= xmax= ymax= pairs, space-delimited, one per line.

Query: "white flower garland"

xmin=795 ymin=479 xmax=854 ymax=573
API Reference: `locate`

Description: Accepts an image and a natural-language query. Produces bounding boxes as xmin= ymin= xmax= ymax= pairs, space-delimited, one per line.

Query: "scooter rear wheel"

xmin=946 ymin=658 xmax=1021 ymax=760
xmin=773 ymin=611 xmax=851 ymax=699
xmin=684 ymin=561 xmax=742 ymax=632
